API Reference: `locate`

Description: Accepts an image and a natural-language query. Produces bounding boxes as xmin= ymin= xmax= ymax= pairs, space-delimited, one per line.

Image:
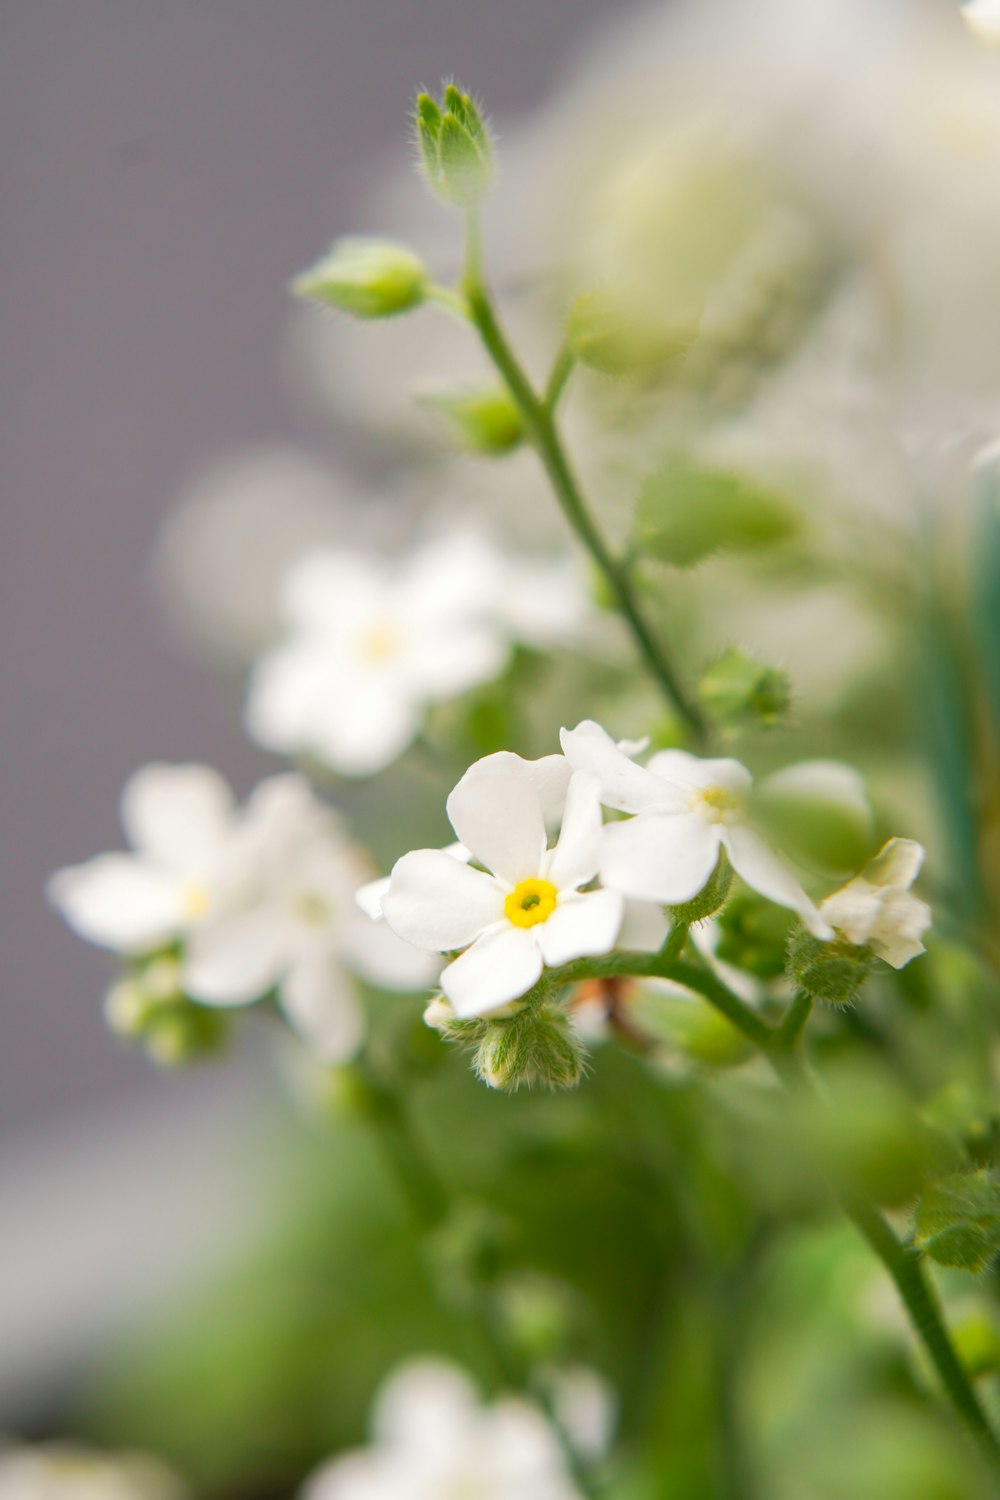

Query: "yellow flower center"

xmin=181 ymin=883 xmax=210 ymax=920
xmin=295 ymin=891 xmax=331 ymax=926
xmin=358 ymin=620 xmax=400 ymax=663
xmin=504 ymin=877 xmax=558 ymax=929
xmin=691 ymin=785 xmax=744 ymax=824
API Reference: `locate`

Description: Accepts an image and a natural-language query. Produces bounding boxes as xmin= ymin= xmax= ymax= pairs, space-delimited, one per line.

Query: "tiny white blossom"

xmin=820 ymin=837 xmax=931 ymax=968
xmin=47 ymin=764 xmax=247 ymax=955
xmin=0 ymin=1445 xmax=186 ymax=1500
xmin=299 ymin=1359 xmax=583 ymax=1500
xmin=560 ymin=720 xmax=832 ymax=937
xmin=245 ymin=539 xmax=509 ymax=777
xmin=962 ymin=0 xmax=1000 ymax=46
xmin=184 ymin=775 xmax=439 ymax=1059
xmin=382 ymin=752 xmax=624 ymax=1017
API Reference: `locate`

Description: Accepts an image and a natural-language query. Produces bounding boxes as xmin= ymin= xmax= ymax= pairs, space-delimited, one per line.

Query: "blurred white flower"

xmin=962 ymin=0 xmax=1000 ymax=47
xmin=0 ymin=1445 xmax=186 ymax=1500
xmin=246 ymin=535 xmax=598 ymax=778
xmin=561 ymin=720 xmax=831 ymax=936
xmin=382 ymin=752 xmax=623 ymax=1017
xmin=300 ymin=1358 xmax=583 ymax=1500
xmin=48 ymin=764 xmax=247 ymax=955
xmin=820 ymin=837 xmax=931 ymax=968
xmin=184 ymin=775 xmax=439 ymax=1059
xmin=245 ymin=538 xmax=509 ymax=777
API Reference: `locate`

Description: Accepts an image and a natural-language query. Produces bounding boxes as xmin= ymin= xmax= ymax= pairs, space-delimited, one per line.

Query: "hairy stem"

xmin=460 ymin=222 xmax=707 ymax=744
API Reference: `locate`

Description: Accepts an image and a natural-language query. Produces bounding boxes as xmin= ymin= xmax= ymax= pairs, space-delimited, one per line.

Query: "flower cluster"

xmin=246 ymin=534 xmax=594 ymax=777
xmin=48 ymin=764 xmax=435 ymax=1062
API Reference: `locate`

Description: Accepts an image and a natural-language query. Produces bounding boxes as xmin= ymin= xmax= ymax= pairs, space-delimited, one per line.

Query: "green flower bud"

xmin=635 ymin=453 xmax=797 ymax=569
xmin=292 ymin=237 xmax=429 ymax=318
xmin=567 ymin=285 xmax=698 ymax=376
xmin=415 ymin=82 xmax=493 ymax=207
xmin=952 ymin=1310 xmax=1000 ymax=1378
xmin=495 ymin=1272 xmax=577 ymax=1363
xmin=103 ymin=978 xmax=155 ymax=1038
xmin=786 ymin=928 xmax=873 ymax=1006
xmin=668 ymin=851 xmax=733 ymax=924
xmin=698 ymin=648 xmax=790 ymax=730
xmin=475 ymin=1003 xmax=586 ymax=1092
xmin=420 ymin=384 xmax=523 ymax=454
xmin=143 ymin=1001 xmax=229 ymax=1067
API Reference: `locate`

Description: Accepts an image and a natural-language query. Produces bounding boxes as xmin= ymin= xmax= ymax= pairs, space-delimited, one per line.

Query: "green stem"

xmin=460 ymin=224 xmax=707 ymax=744
xmin=554 ymin=953 xmax=1000 ymax=1474
xmin=544 ymin=345 xmax=577 ymax=412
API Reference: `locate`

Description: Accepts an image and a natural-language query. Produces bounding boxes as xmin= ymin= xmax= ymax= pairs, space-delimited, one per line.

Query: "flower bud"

xmin=292 ymin=237 xmax=429 ymax=319
xmin=423 ymin=994 xmax=487 ymax=1042
xmin=415 ymin=83 xmax=493 ymax=207
xmin=567 ymin=286 xmax=698 ymax=376
xmin=635 ymin=453 xmax=797 ymax=569
xmin=143 ymin=1001 xmax=229 ymax=1066
xmin=786 ymin=928 xmax=873 ymax=1006
xmin=669 ymin=851 xmax=733 ymax=924
xmin=698 ymin=648 xmax=790 ymax=730
xmin=103 ymin=977 xmax=154 ymax=1038
xmin=421 ymin=385 xmax=523 ymax=454
xmin=475 ymin=1003 xmax=586 ymax=1091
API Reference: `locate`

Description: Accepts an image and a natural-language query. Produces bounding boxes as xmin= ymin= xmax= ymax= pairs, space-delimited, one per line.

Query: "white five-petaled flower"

xmin=0 ymin=1445 xmax=187 ymax=1500
xmin=47 ymin=763 xmax=249 ymax=955
xmin=245 ymin=538 xmax=509 ymax=778
xmin=299 ymin=1359 xmax=584 ymax=1500
xmin=560 ymin=721 xmax=832 ymax=937
xmin=382 ymin=752 xmax=624 ymax=1017
xmin=820 ymin=837 xmax=931 ymax=968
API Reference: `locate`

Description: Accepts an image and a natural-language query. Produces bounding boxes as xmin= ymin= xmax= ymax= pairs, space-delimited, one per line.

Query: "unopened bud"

xmin=475 ymin=1003 xmax=586 ymax=1092
xmin=786 ymin=928 xmax=873 ymax=1006
xmin=567 ymin=286 xmax=697 ymax=376
xmin=292 ymin=237 xmax=429 ymax=319
xmin=421 ymin=385 xmax=523 ymax=454
xmin=144 ymin=1002 xmax=229 ymax=1067
xmin=698 ymin=648 xmax=790 ymax=730
xmin=416 ymin=83 xmax=493 ymax=207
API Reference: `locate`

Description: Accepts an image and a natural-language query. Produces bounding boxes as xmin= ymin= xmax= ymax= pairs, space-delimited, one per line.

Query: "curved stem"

xmin=544 ymin=345 xmax=577 ymax=412
xmin=460 ymin=227 xmax=707 ymax=744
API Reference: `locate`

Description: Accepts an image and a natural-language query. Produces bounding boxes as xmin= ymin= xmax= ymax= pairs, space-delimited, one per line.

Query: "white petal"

xmin=120 ymin=763 xmax=236 ymax=870
xmin=283 ymin=549 xmax=383 ymax=631
xmin=646 ymin=750 xmax=752 ymax=799
xmin=618 ymin=899 xmax=670 ymax=952
xmin=545 ymin=773 xmax=604 ymax=891
xmin=454 ymin=751 xmax=571 ymax=830
xmin=47 ymin=854 xmax=183 ymax=953
xmin=279 ymin=950 xmax=364 ymax=1062
xmin=723 ymin=825 xmax=832 ymax=938
xmin=560 ymin=720 xmax=673 ymax=814
xmin=399 ymin=534 xmax=503 ymax=623
xmin=872 ymin=892 xmax=932 ymax=968
xmin=355 ymin=873 xmax=391 ymax=920
xmin=446 ymin=760 xmax=548 ymax=884
xmin=184 ymin=908 xmax=292 ymax=1005
xmin=382 ymin=849 xmax=504 ymax=951
xmin=600 ymin=812 xmax=720 ymax=904
xmin=864 ymin=837 xmax=925 ymax=891
xmin=536 ymin=889 xmax=624 ymax=966
xmin=407 ymin=624 xmax=508 ymax=700
xmin=441 ymin=925 xmax=544 ymax=1017
xmin=373 ymin=1358 xmax=480 ymax=1456
xmin=342 ymin=914 xmax=442 ymax=990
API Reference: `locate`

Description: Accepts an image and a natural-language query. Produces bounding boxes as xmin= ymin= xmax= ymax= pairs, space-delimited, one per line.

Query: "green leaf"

xmin=635 ymin=453 xmax=797 ymax=568
xmin=915 ymin=1169 xmax=1000 ymax=1273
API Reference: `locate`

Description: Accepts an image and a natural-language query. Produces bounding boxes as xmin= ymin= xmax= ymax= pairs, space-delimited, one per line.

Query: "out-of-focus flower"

xmin=299 ymin=1358 xmax=583 ymax=1500
xmin=820 ymin=837 xmax=931 ymax=968
xmin=246 ymin=535 xmax=597 ymax=777
xmin=382 ymin=753 xmax=623 ymax=1017
xmin=48 ymin=764 xmax=247 ymax=955
xmin=0 ymin=1445 xmax=186 ymax=1500
xmin=962 ymin=0 xmax=1000 ymax=47
xmin=183 ymin=775 xmax=439 ymax=1059
xmin=560 ymin=720 xmax=832 ymax=935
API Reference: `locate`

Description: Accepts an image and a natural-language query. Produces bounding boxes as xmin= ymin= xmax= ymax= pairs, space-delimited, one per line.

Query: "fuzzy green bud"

xmin=416 ymin=82 xmax=493 ymax=207
xmin=786 ymin=928 xmax=873 ymax=1006
xmin=421 ymin=384 xmax=523 ymax=454
xmin=292 ymin=237 xmax=429 ymax=318
xmin=669 ymin=851 xmax=733 ymax=925
xmin=475 ymin=1003 xmax=586 ymax=1092
xmin=698 ymin=648 xmax=790 ymax=730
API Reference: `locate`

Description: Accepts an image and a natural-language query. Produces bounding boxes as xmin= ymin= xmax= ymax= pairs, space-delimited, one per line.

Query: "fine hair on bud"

xmin=475 ymin=1002 xmax=587 ymax=1092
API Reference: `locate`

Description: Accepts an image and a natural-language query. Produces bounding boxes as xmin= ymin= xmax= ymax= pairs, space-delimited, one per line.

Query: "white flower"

xmin=382 ymin=752 xmax=624 ymax=1017
xmin=245 ymin=539 xmax=509 ymax=777
xmin=299 ymin=1359 xmax=583 ymax=1500
xmin=0 ymin=1445 xmax=186 ymax=1500
xmin=47 ymin=764 xmax=247 ymax=955
xmin=819 ymin=837 xmax=931 ymax=968
xmin=356 ymin=842 xmax=471 ymax=922
xmin=184 ymin=775 xmax=439 ymax=1060
xmin=560 ymin=721 xmax=832 ymax=937
xmin=962 ymin=0 xmax=1000 ymax=46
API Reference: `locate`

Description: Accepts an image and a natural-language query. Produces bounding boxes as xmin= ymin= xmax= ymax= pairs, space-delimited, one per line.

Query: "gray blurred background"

xmin=0 ymin=0 xmax=633 ymax=1138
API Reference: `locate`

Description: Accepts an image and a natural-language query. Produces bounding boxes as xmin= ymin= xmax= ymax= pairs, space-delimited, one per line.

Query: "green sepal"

xmin=698 ymin=648 xmax=790 ymax=731
xmin=414 ymin=82 xmax=493 ymax=207
xmin=668 ymin=850 xmax=733 ymax=924
xmin=475 ymin=1001 xmax=586 ymax=1091
xmin=786 ymin=928 xmax=873 ymax=1006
